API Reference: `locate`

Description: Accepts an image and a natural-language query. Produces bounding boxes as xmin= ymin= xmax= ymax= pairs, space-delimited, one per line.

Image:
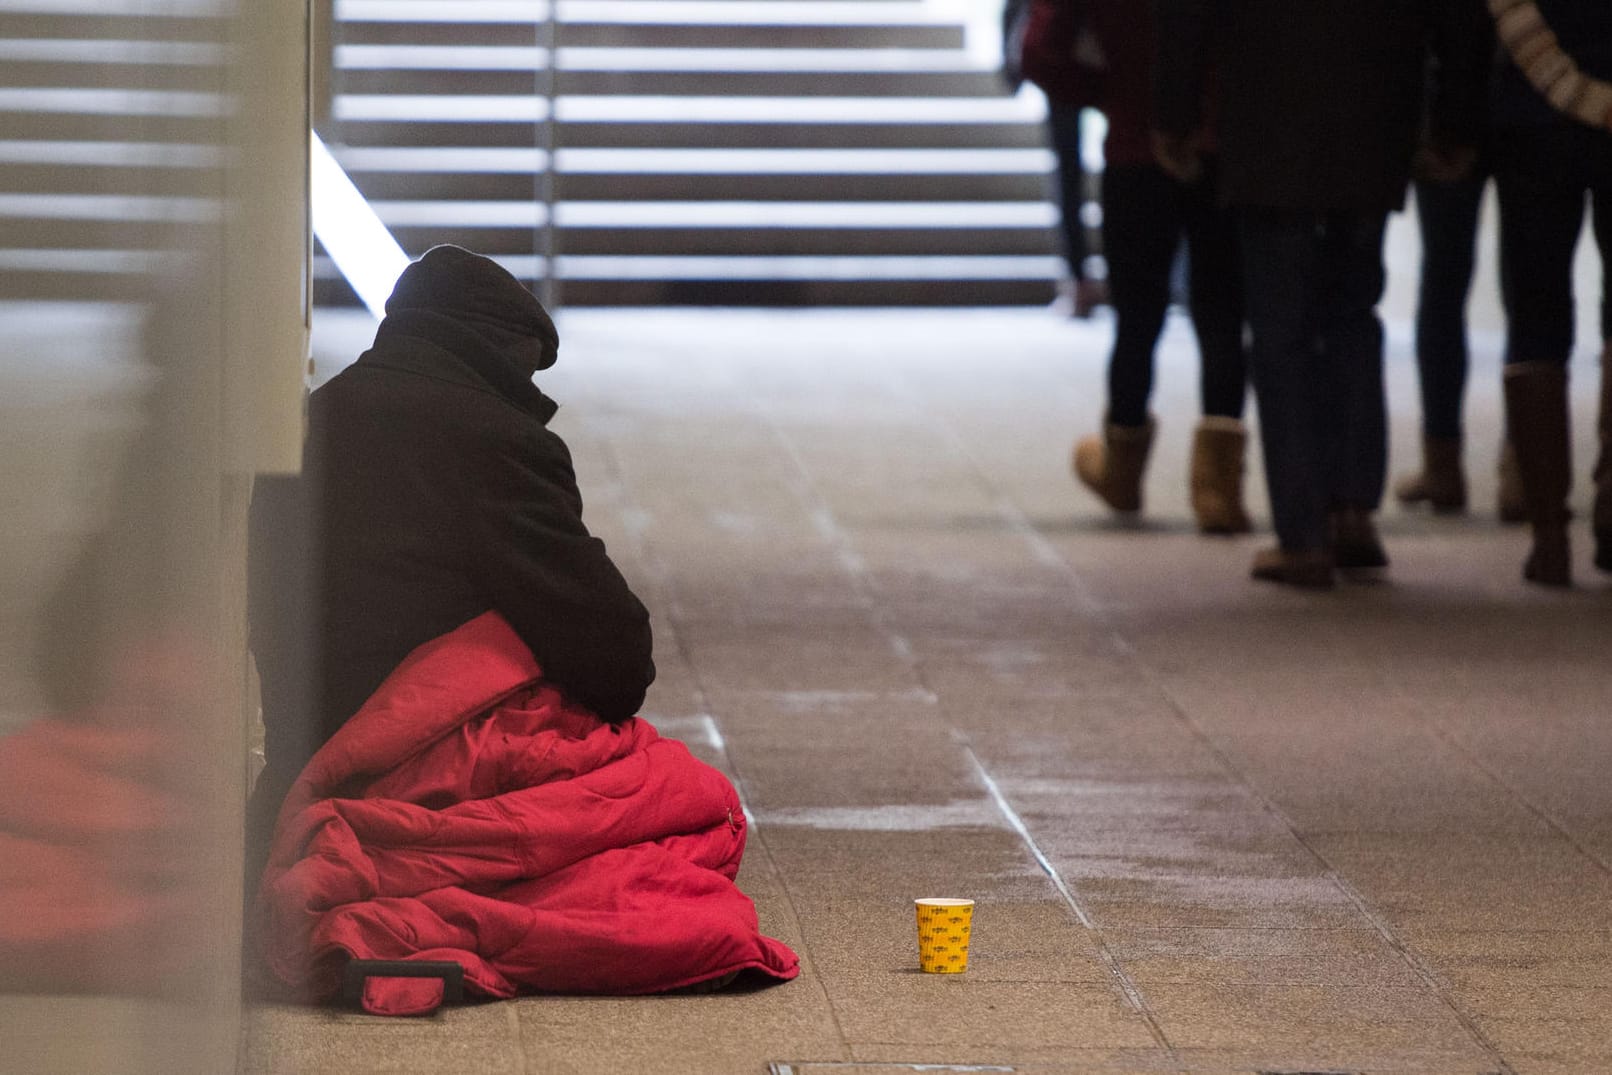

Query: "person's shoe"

xmin=1073 ymin=417 xmax=1155 ymax=513
xmin=1497 ymin=439 xmax=1528 ymax=524
xmin=1393 ymin=435 xmax=1466 ymax=513
xmin=1250 ymin=547 xmax=1335 ymax=589
xmin=1190 ymin=417 xmax=1253 ymax=534
xmin=1330 ymin=507 xmax=1389 ymax=570
xmin=1071 ymin=277 xmax=1109 ymax=319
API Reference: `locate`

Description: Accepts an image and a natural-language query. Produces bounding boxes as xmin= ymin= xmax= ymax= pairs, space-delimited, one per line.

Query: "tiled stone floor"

xmin=242 ymin=304 xmax=1612 ymax=1075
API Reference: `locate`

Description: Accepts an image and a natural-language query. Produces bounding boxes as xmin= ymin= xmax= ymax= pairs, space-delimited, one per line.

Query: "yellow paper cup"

xmin=915 ymin=897 xmax=974 ymax=973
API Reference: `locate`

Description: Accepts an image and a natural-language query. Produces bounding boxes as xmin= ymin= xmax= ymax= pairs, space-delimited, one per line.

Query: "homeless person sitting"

xmin=246 ymin=245 xmax=798 ymax=1014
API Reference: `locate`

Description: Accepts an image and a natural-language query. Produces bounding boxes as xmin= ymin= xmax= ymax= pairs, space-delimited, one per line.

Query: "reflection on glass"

xmin=0 ymin=1 xmax=304 ymax=1070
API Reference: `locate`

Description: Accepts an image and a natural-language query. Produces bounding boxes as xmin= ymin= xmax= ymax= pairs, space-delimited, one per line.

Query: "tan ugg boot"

xmin=1190 ymin=417 xmax=1252 ymax=534
xmin=1497 ymin=439 xmax=1527 ymax=524
xmin=1393 ymin=435 xmax=1466 ymax=513
xmin=1503 ymin=361 xmax=1573 ymax=587
xmin=1072 ymin=417 xmax=1155 ymax=513
xmin=1594 ymin=346 xmax=1611 ymax=572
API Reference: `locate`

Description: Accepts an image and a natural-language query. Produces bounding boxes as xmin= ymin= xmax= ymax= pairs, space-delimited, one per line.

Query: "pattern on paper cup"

xmin=915 ymin=898 xmax=974 ymax=974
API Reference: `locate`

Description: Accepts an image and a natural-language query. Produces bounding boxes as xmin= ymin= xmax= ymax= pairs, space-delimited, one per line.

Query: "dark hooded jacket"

xmin=1153 ymin=0 xmax=1491 ymax=213
xmin=248 ymin=246 xmax=654 ymax=789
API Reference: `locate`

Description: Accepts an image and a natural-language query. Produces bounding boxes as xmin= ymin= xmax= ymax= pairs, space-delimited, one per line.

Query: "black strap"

xmin=340 ymin=959 xmax=465 ymax=1007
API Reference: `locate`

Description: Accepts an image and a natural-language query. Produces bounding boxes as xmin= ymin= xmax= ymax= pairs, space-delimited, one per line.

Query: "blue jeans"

xmin=1238 ymin=207 xmax=1389 ymax=552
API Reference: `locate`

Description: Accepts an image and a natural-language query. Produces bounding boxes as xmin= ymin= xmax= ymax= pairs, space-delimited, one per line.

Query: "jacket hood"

xmin=384 ymin=245 xmax=559 ymax=371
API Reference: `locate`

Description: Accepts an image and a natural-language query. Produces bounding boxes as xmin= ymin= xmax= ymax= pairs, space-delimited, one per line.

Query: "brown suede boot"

xmin=1190 ymin=417 xmax=1253 ymax=534
xmin=1497 ymin=438 xmax=1528 ymax=523
xmin=1594 ymin=347 xmax=1611 ymax=573
xmin=1072 ymin=417 xmax=1155 ymax=513
xmin=1503 ymin=362 xmax=1573 ymax=587
xmin=1393 ymin=436 xmax=1466 ymax=513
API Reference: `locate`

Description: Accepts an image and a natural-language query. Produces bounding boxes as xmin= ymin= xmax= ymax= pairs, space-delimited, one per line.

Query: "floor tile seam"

xmin=734 ymin=395 xmax=1175 ymax=1049
xmin=1397 ymin=696 xmax=1612 ymax=878
xmin=963 ymin=742 xmax=1179 ymax=1059
xmin=867 ymin=362 xmax=1399 ymax=1061
xmin=582 ymin=409 xmax=858 ymax=1060
xmin=504 ymin=1000 xmax=534 ymax=1074
xmin=873 ymin=370 xmax=1520 ymax=1074
xmin=751 ymin=390 xmax=1183 ymax=1056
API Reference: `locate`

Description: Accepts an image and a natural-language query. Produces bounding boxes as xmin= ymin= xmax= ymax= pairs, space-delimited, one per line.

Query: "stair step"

xmin=385 ymin=225 xmax=1057 ymax=257
xmin=0 ymin=60 xmax=221 ymax=92
xmin=332 ymin=145 xmax=1052 ymax=173
xmin=339 ymin=67 xmax=1007 ymax=97
xmin=336 ymin=117 xmax=1044 ymax=149
xmin=338 ymin=117 xmax=1043 ymax=149
xmin=342 ymin=22 xmax=964 ymax=48
xmin=338 ymin=45 xmax=981 ymax=71
xmin=0 ymin=215 xmax=207 ymax=251
xmin=0 ymin=13 xmax=220 ymax=43
xmin=340 ymin=1 xmax=940 ymax=24
xmin=0 ymin=110 xmax=216 ymax=142
xmin=0 ymin=162 xmax=219 ymax=198
xmin=373 ymin=198 xmax=1057 ymax=226
xmin=315 ymin=271 xmax=1057 ymax=307
xmin=0 ymin=268 xmax=154 ymax=302
xmin=332 ymin=92 xmax=1040 ymax=124
xmin=344 ymin=170 xmax=1048 ymax=201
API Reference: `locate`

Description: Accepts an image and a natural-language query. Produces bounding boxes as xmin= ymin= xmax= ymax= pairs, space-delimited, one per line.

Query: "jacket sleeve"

xmin=1489 ymin=0 xmax=1612 ymax=131
xmin=466 ymin=426 xmax=655 ymax=723
xmin=1152 ymin=0 xmax=1215 ymax=137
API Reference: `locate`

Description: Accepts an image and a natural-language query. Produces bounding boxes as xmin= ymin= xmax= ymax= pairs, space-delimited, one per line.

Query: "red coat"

xmin=255 ymin=612 xmax=798 ymax=1015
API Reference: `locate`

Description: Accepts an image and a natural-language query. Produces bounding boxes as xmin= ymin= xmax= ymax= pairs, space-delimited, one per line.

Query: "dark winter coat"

xmin=1153 ymin=0 xmax=1492 ymax=212
xmin=249 ymin=248 xmax=654 ymax=785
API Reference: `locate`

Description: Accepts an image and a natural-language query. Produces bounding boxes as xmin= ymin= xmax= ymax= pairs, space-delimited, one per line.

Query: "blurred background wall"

xmin=0 ymin=0 xmax=307 ymax=1070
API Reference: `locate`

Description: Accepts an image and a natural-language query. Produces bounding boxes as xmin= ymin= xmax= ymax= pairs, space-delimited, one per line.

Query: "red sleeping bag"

xmin=255 ymin=612 xmax=799 ymax=1015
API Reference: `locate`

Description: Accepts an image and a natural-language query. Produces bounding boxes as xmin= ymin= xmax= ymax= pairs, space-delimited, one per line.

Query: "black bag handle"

xmin=340 ymin=959 xmax=465 ymax=1007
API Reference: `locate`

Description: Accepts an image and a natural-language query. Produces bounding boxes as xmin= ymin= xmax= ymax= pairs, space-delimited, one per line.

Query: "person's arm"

xmin=1490 ymin=0 xmax=1612 ymax=131
xmin=468 ymin=427 xmax=654 ymax=723
xmin=1150 ymin=0 xmax=1214 ymax=181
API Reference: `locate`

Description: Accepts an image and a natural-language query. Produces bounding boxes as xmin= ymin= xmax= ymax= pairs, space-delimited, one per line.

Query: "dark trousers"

xmin=1413 ymin=172 xmax=1486 ymax=439
xmin=1102 ymin=161 xmax=1247 ymax=428
xmin=1046 ymin=102 xmax=1092 ymax=281
xmin=1238 ymin=207 xmax=1389 ymax=551
xmin=1494 ymin=122 xmax=1612 ymax=365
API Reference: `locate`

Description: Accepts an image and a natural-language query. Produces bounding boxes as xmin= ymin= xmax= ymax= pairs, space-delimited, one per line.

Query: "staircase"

xmin=0 ymin=6 xmax=227 ymax=304
xmin=320 ymin=0 xmax=1062 ymax=306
